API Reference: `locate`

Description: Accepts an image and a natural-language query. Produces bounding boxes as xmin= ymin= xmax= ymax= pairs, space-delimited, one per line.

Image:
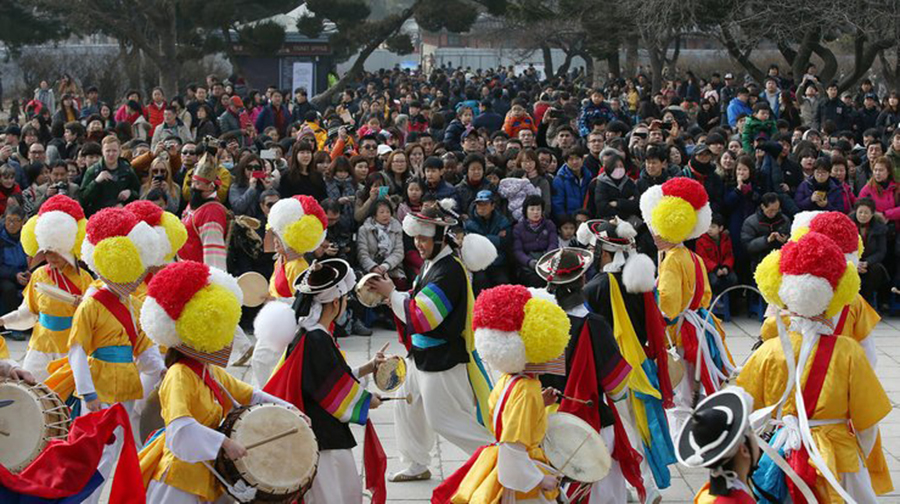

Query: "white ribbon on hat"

xmin=297 ymin=266 xmax=357 ymax=332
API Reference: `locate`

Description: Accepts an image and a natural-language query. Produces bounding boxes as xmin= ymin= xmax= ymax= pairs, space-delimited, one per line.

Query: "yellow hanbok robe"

xmin=452 ymin=374 xmax=558 ymax=503
xmin=24 ymin=264 xmax=93 ymax=354
xmin=736 ymin=332 xmax=891 ymax=503
xmin=268 ymin=255 xmax=309 ymax=299
xmin=0 ymin=335 xmax=8 ymax=359
xmin=760 ymin=294 xmax=880 ymax=343
xmin=657 ymin=246 xmax=728 ymax=349
xmin=139 ymin=362 xmax=253 ymax=501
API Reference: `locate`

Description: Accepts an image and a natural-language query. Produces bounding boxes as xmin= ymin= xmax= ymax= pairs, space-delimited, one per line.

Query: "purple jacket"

xmin=512 ymin=218 xmax=558 ymax=267
xmin=794 ymin=177 xmax=843 ymax=212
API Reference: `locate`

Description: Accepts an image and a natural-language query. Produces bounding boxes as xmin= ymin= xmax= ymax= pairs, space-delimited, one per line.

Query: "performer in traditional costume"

xmin=758 ymin=211 xmax=880 ymax=367
xmin=251 ymin=195 xmax=327 ymax=387
xmin=533 ymin=247 xmax=646 ymax=504
xmin=137 ymin=261 xmax=294 ymax=504
xmin=44 ymin=207 xmax=166 ymax=417
xmin=179 ymin=143 xmax=228 ymax=271
xmin=262 ymin=258 xmax=389 ymax=504
xmin=738 ymin=231 xmax=889 ymax=503
xmin=676 ymin=388 xmax=760 ymax=504
xmin=0 ymin=195 xmax=92 ymax=381
xmin=432 ymin=283 xmax=570 ymax=503
xmin=365 ymin=202 xmax=497 ymax=481
xmin=577 ymin=219 xmax=675 ymax=502
xmin=124 ymin=199 xmax=188 ymax=301
xmin=639 ymin=178 xmax=734 ymax=432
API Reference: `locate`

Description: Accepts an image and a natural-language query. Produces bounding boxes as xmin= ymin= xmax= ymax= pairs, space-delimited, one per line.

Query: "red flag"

xmin=364 ymin=421 xmax=387 ymax=504
xmin=263 ymin=335 xmax=307 ymax=411
xmin=643 ymin=292 xmax=674 ymax=408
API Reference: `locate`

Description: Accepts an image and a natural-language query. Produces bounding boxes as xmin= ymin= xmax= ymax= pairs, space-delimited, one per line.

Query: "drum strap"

xmin=92 ymin=288 xmax=138 ymax=349
xmin=273 ymin=257 xmax=293 ymax=298
xmin=834 ymin=305 xmax=850 ymax=336
xmin=493 ymin=375 xmax=523 ymax=440
xmin=50 ymin=266 xmax=83 ymax=296
xmin=182 ymin=358 xmax=230 ymax=413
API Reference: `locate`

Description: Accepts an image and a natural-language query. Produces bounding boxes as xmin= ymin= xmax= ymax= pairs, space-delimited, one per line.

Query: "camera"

xmin=153 ymin=174 xmax=166 ymax=182
xmin=52 ymin=182 xmax=68 ymax=195
xmin=662 ymin=121 xmax=674 ymax=129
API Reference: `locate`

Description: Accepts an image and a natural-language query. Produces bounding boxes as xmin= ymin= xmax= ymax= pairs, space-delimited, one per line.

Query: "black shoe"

xmin=352 ymin=320 xmax=373 ymax=336
xmin=7 ymin=331 xmax=27 ymax=342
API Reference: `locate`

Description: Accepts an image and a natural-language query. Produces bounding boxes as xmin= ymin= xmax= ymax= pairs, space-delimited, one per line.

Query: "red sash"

xmin=181 ymin=357 xmax=230 ymax=413
xmin=785 ymin=334 xmax=837 ymax=504
xmin=834 ymin=305 xmax=850 ymax=335
xmin=273 ymin=259 xmax=292 ymax=298
xmin=49 ymin=266 xmax=83 ymax=296
xmin=91 ymin=289 xmax=138 ymax=349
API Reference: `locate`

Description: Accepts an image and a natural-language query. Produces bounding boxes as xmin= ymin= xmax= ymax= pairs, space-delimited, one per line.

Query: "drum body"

xmin=355 ymin=273 xmax=386 ymax=308
xmin=0 ymin=381 xmax=71 ymax=472
xmin=374 ymin=356 xmax=406 ymax=393
xmin=542 ymin=412 xmax=611 ymax=483
xmin=216 ymin=404 xmax=318 ymax=502
xmin=238 ymin=272 xmax=270 ymax=308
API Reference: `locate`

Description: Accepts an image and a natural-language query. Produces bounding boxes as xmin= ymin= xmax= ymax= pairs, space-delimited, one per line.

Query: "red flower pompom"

xmin=147 ymin=261 xmax=210 ymax=319
xmin=296 ymin=195 xmax=328 ymax=229
xmin=809 ymin=212 xmax=857 ymax=254
xmin=473 ymin=284 xmax=531 ymax=332
xmin=39 ymin=195 xmax=84 ymax=220
xmin=126 ymin=200 xmax=164 ymax=227
xmin=85 ymin=207 xmax=138 ymax=244
xmin=779 ymin=232 xmax=844 ymax=288
xmin=661 ymin=177 xmax=708 ymax=210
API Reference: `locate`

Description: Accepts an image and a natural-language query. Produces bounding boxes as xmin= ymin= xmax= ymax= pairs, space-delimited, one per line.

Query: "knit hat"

xmin=21 ymin=195 xmax=86 ymax=266
xmin=473 ymin=284 xmax=571 ymax=375
xmin=125 ymin=200 xmax=188 ymax=264
xmin=790 ymin=211 xmax=863 ymax=266
xmin=267 ymin=195 xmax=328 ymax=255
xmin=80 ymin=207 xmax=163 ymax=287
xmin=640 ymin=177 xmax=712 ymax=244
xmin=140 ymin=261 xmax=243 ymax=366
xmin=754 ymin=231 xmax=860 ymax=318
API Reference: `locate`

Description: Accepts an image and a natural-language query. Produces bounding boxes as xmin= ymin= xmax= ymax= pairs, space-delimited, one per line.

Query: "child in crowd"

xmin=557 ymin=217 xmax=577 ymax=248
xmin=696 ymin=213 xmax=738 ymax=299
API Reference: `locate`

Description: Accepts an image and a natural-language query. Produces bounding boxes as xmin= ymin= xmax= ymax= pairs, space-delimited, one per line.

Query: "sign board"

xmin=292 ymin=62 xmax=315 ymax=96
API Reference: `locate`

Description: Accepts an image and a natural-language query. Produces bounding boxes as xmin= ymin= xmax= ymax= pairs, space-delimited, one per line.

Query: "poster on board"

xmin=292 ymin=62 xmax=315 ymax=96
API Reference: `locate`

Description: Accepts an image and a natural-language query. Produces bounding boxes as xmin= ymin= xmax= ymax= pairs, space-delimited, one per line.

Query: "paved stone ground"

xmin=8 ymin=315 xmax=900 ymax=502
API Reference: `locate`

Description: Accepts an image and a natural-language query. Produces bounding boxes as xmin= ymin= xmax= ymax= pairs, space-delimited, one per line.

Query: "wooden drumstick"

xmin=379 ymin=394 xmax=413 ymax=404
xmin=0 ymin=430 xmax=8 ymax=436
xmin=560 ymin=394 xmax=594 ymax=407
xmin=244 ymin=427 xmax=299 ymax=450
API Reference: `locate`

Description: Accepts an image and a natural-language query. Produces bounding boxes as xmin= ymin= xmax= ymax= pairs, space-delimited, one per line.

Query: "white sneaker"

xmin=388 ymin=463 xmax=431 ymax=482
xmin=644 ymin=487 xmax=662 ymax=504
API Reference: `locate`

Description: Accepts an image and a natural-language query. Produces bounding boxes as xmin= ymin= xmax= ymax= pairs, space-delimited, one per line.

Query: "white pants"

xmin=394 ymin=359 xmax=492 ymax=467
xmin=22 ymin=349 xmax=64 ymax=382
xmin=582 ymin=426 xmax=627 ymax=504
xmin=305 ymin=449 xmax=362 ymax=504
xmin=668 ymin=353 xmax=697 ymax=441
xmin=841 ymin=453 xmax=878 ymax=504
xmin=250 ymin=336 xmax=286 ymax=388
xmin=617 ymin=395 xmax=659 ymax=493
xmin=145 ymin=480 xmax=232 ymax=504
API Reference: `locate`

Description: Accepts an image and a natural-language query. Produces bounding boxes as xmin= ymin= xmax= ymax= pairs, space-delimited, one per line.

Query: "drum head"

xmin=231 ymin=404 xmax=318 ymax=496
xmin=543 ymin=412 xmax=611 ymax=483
xmin=35 ymin=283 xmax=78 ymax=305
xmin=355 ymin=273 xmax=385 ymax=308
xmin=0 ymin=382 xmax=51 ymax=472
xmin=238 ymin=272 xmax=269 ymax=308
xmin=668 ymin=351 xmax=685 ymax=388
xmin=139 ymin=388 xmax=165 ymax=443
xmin=374 ymin=356 xmax=406 ymax=393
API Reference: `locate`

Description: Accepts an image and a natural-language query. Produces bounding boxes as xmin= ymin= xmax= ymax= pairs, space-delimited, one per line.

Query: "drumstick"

xmin=560 ymin=395 xmax=594 ymax=407
xmin=0 ymin=429 xmax=8 ymax=436
xmin=244 ymin=427 xmax=299 ymax=450
xmin=557 ymin=432 xmax=592 ymax=475
xmin=379 ymin=394 xmax=413 ymax=404
xmin=376 ymin=342 xmax=389 ymax=355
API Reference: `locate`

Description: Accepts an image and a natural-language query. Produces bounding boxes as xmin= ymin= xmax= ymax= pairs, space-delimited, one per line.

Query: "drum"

xmin=35 ymin=282 xmax=79 ymax=305
xmin=238 ymin=272 xmax=270 ymax=308
xmin=374 ymin=356 xmax=406 ymax=393
xmin=542 ymin=412 xmax=611 ymax=483
xmin=215 ymin=404 xmax=318 ymax=502
xmin=667 ymin=350 xmax=685 ymax=388
xmin=355 ymin=273 xmax=386 ymax=308
xmin=0 ymin=380 xmax=71 ymax=472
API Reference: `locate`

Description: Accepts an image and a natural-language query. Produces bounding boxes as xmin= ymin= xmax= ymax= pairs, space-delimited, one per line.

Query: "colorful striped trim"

xmin=409 ymin=283 xmax=452 ymax=333
xmin=601 ymin=356 xmax=632 ymax=397
xmin=175 ymin=343 xmax=232 ymax=367
xmin=315 ymin=368 xmax=371 ymax=425
xmin=523 ymin=354 xmax=567 ymax=376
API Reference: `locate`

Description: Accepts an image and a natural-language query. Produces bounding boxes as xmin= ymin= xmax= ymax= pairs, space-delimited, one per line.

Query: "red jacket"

xmin=147 ymin=101 xmax=167 ymax=130
xmin=696 ymin=232 xmax=734 ymax=272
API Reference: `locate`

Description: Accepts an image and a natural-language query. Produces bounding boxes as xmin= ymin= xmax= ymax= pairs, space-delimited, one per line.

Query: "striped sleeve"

xmin=313 ymin=368 xmax=372 ymax=425
xmin=198 ymin=221 xmax=227 ymax=271
xmin=405 ymin=282 xmax=454 ymax=334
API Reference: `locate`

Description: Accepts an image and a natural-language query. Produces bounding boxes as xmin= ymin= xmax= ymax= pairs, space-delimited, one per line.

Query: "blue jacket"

xmin=472 ymin=111 xmax=504 ymax=133
xmin=254 ymin=103 xmax=292 ymax=137
xmin=464 ymin=211 xmax=511 ymax=266
xmin=0 ymin=226 xmax=27 ymax=281
xmin=551 ymin=164 xmax=592 ymax=220
xmin=726 ymin=98 xmax=753 ymax=128
xmin=577 ymin=101 xmax=615 ymax=137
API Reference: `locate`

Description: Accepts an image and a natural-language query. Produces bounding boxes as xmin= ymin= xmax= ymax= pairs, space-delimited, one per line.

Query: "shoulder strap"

xmin=833 ymin=305 xmax=850 ymax=335
xmin=492 ymin=375 xmax=523 ymax=440
xmin=687 ymin=251 xmax=706 ymax=310
xmin=273 ymin=258 xmax=293 ymax=298
xmin=801 ymin=335 xmax=837 ymax=418
xmin=181 ymin=358 xmax=230 ymax=412
xmin=50 ymin=266 xmax=83 ymax=296
xmin=91 ymin=289 xmax=138 ymax=350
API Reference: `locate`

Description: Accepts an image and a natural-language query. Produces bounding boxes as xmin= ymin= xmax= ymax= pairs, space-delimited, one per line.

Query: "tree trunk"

xmin=791 ymin=31 xmax=819 ymax=84
xmin=556 ymin=47 xmax=576 ymax=79
xmin=157 ymin=13 xmax=179 ymax=96
xmin=607 ymin=49 xmax=621 ymax=80
xmin=541 ymin=44 xmax=554 ymax=76
xmin=837 ymin=32 xmax=895 ymax=92
xmin=812 ymin=43 xmax=838 ymax=85
xmin=719 ymin=26 xmax=765 ymax=83
xmin=880 ymin=48 xmax=900 ymax=91
xmin=582 ymin=53 xmax=595 ymax=87
xmin=220 ymin=25 xmax=244 ymax=77
xmin=624 ymin=35 xmax=639 ymax=77
xmin=647 ymin=39 xmax=664 ymax=94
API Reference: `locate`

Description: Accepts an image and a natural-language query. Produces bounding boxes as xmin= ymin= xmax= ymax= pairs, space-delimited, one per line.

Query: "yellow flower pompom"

xmin=790 ymin=226 xmax=810 ymax=242
xmin=159 ymin=212 xmax=188 ymax=261
xmin=825 ymin=263 xmax=861 ymax=318
xmin=74 ymin=219 xmax=87 ymax=258
xmin=754 ymin=250 xmax=784 ymax=309
xmin=93 ymin=237 xmax=144 ymax=284
xmin=21 ymin=217 xmax=39 ymax=257
xmin=282 ymin=214 xmax=325 ymax=254
xmin=177 ymin=283 xmax=241 ymax=353
xmin=651 ymin=196 xmax=697 ymax=244
xmin=519 ymin=297 xmax=571 ymax=364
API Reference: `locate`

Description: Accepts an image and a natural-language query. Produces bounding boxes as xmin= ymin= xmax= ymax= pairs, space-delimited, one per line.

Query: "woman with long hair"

xmin=229 ymin=154 xmax=276 ymax=219
xmin=98 ymin=103 xmax=116 ymax=130
xmin=716 ymin=149 xmax=738 ymax=187
xmin=52 ymin=93 xmax=79 ymax=127
xmin=353 ymin=171 xmax=390 ymax=224
xmin=876 ymin=92 xmax=900 ymax=131
xmin=280 ymin=140 xmax=325 ymax=200
xmin=193 ymin=104 xmax=219 ymax=139
xmin=858 ymin=156 xmax=900 ymax=223
xmin=384 ymin=150 xmax=410 ymax=195
xmin=140 ymin=156 xmax=181 ymax=213
xmin=405 ymin=143 xmax=426 ymax=177
xmin=516 ymin=149 xmax=551 ymax=216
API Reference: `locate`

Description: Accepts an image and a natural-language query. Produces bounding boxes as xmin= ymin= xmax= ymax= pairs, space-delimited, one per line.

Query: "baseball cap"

xmin=376 ymin=144 xmax=393 ymax=156
xmin=724 ymin=73 xmax=735 ymax=80
xmin=693 ymin=143 xmax=711 ymax=156
xmin=474 ymin=190 xmax=493 ymax=203
xmin=865 ymin=92 xmax=878 ymax=101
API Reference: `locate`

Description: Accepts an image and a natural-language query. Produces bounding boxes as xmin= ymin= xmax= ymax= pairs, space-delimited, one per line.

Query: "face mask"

xmin=222 ymin=161 xmax=234 ymax=171
xmin=611 ymin=166 xmax=626 ymax=179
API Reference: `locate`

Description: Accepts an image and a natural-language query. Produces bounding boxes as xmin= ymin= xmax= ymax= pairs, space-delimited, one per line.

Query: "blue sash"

xmin=91 ymin=345 xmax=133 ymax=363
xmin=412 ymin=333 xmax=447 ymax=348
xmin=39 ymin=313 xmax=73 ymax=331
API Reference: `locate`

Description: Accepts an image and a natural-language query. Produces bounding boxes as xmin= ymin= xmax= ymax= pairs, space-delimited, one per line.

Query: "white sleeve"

xmin=135 ymin=347 xmax=166 ymax=392
xmin=250 ymin=389 xmax=292 ymax=408
xmin=389 ymin=290 xmax=410 ymax=323
xmin=858 ymin=424 xmax=878 ymax=458
xmin=0 ymin=301 xmax=38 ymax=331
xmin=69 ymin=344 xmax=96 ymax=397
xmin=497 ymin=442 xmax=545 ymax=493
xmin=860 ymin=337 xmax=878 ymax=370
xmin=166 ymin=416 xmax=226 ymax=463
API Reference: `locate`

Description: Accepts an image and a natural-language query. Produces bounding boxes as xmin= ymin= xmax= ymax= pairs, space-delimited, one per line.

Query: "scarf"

xmin=373 ymin=221 xmax=394 ymax=261
xmin=811 ymin=177 xmax=830 ymax=192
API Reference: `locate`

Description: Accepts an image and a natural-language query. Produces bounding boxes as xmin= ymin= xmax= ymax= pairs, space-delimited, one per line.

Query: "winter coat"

xmin=876 ymin=108 xmax=900 ymax=131
xmin=551 ymin=164 xmax=593 ymax=220
xmin=443 ymin=119 xmax=468 ymax=152
xmin=741 ymin=116 xmax=777 ymax=153
xmin=636 ymin=169 xmax=669 ymax=196
xmin=79 ymin=159 xmax=141 ymax=216
xmin=527 ymin=175 xmax=552 ymax=218
xmin=455 ymin=179 xmax=492 ymax=216
xmin=681 ymin=161 xmax=725 ymax=214
xmin=151 ymin=121 xmax=193 ymax=150
xmin=740 ymin=208 xmax=791 ymax=262
xmin=726 ymin=98 xmax=752 ymax=128
xmin=851 ymin=214 xmax=888 ymax=267
xmin=147 ymin=101 xmax=167 ymax=131
xmin=512 ymin=218 xmax=557 ymax=268
xmin=577 ymin=102 xmax=615 ymax=137
xmin=218 ymin=110 xmax=242 ymax=136
xmin=586 ymin=173 xmax=639 ymax=220
xmin=816 ymin=97 xmax=852 ymax=132
xmin=794 ymin=177 xmax=843 ymax=212
xmin=723 ymin=182 xmax=759 ymax=261
xmin=464 ymin=211 xmax=512 ymax=266
xmin=356 ymin=217 xmax=405 ymax=278
xmin=886 ymin=147 xmax=900 ymax=183
xmin=0 ymin=225 xmax=27 ymax=281
xmin=696 ymin=232 xmax=735 ymax=272
xmin=499 ymin=178 xmax=541 ymax=222
xmin=836 ymin=181 xmax=856 ymax=214
xmin=194 ymin=118 xmax=219 ymax=139
xmin=472 ymin=111 xmax=504 ymax=133
xmin=228 ymin=183 xmax=263 ymax=220
xmin=254 ymin=103 xmax=292 ymax=138
xmin=858 ymin=181 xmax=900 ymax=222
xmin=502 ymin=114 xmax=537 ymax=140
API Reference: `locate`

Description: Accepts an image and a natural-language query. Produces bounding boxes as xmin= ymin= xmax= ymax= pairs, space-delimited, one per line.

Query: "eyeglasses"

xmin=181 ymin=150 xmax=196 ymax=155
xmin=247 ymin=164 xmax=261 ymax=170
